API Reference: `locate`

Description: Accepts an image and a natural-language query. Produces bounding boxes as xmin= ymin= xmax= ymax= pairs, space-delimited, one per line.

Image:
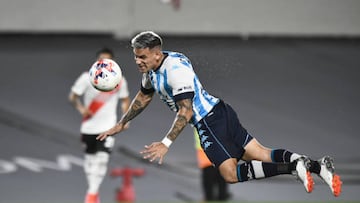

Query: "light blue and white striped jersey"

xmin=141 ymin=51 xmax=219 ymax=125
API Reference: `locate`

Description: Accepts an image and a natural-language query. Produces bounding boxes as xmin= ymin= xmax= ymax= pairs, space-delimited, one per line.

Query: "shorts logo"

xmin=203 ymin=141 xmax=213 ymax=150
xmin=197 ymin=127 xmax=213 ymax=150
xmin=200 ymin=134 xmax=208 ymax=143
xmin=199 ymin=131 xmax=213 ymax=150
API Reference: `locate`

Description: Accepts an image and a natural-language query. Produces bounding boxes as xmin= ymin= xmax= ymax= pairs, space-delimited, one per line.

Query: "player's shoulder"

xmin=81 ymin=71 xmax=89 ymax=76
xmin=76 ymin=71 xmax=89 ymax=80
xmin=164 ymin=51 xmax=192 ymax=70
xmin=165 ymin=51 xmax=189 ymax=61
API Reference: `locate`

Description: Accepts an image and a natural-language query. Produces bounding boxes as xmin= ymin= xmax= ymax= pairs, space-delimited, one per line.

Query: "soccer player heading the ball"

xmin=97 ymin=31 xmax=342 ymax=197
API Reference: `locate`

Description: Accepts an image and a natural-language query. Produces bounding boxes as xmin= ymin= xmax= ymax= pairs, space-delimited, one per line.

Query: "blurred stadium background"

xmin=0 ymin=0 xmax=359 ymax=202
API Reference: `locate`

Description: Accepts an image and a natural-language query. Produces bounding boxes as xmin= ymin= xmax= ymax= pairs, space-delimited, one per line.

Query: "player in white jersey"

xmin=97 ymin=32 xmax=342 ymax=197
xmin=69 ymin=48 xmax=130 ymax=203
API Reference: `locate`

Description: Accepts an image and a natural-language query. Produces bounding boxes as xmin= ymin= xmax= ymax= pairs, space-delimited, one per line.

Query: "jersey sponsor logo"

xmin=175 ymin=85 xmax=193 ymax=94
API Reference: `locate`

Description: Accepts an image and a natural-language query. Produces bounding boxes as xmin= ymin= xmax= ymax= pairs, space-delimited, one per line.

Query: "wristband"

xmin=161 ymin=137 xmax=173 ymax=148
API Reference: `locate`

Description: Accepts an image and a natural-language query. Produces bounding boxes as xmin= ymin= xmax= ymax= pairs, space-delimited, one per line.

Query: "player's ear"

xmin=154 ymin=49 xmax=162 ymax=60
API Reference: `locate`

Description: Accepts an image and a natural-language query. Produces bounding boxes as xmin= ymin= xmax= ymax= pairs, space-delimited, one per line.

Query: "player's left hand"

xmin=140 ymin=142 xmax=169 ymax=164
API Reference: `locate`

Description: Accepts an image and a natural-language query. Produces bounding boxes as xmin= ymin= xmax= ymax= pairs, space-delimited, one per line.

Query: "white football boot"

xmin=294 ymin=156 xmax=314 ymax=193
xmin=318 ymin=156 xmax=342 ymax=197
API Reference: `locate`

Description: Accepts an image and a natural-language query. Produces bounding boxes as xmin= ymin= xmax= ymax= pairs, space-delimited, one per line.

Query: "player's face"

xmin=97 ymin=53 xmax=112 ymax=60
xmin=133 ymin=47 xmax=162 ymax=73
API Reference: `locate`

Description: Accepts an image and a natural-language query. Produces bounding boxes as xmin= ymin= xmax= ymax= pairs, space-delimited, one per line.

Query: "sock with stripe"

xmin=271 ymin=149 xmax=301 ymax=163
xmin=236 ymin=160 xmax=295 ymax=182
xmin=271 ymin=149 xmax=321 ymax=174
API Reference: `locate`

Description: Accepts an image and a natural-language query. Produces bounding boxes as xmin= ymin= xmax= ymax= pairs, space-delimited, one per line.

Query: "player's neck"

xmin=153 ymin=52 xmax=168 ymax=72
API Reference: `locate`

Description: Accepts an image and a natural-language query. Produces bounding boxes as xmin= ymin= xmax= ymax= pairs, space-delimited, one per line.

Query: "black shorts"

xmin=81 ymin=134 xmax=115 ymax=154
xmin=195 ymin=100 xmax=253 ymax=167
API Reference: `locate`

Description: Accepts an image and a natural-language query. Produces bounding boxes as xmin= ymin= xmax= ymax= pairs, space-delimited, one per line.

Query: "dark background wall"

xmin=0 ymin=0 xmax=360 ymax=37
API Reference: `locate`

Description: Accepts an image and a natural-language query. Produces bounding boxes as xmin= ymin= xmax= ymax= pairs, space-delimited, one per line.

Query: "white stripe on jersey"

xmin=142 ymin=51 xmax=219 ymax=124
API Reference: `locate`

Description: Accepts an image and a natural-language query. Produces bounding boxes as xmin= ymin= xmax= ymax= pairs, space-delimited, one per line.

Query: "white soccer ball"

xmin=89 ymin=58 xmax=122 ymax=92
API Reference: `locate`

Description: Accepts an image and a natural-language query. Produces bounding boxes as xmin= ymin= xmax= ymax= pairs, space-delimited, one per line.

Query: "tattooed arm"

xmin=140 ymin=98 xmax=193 ymax=164
xmin=119 ymin=90 xmax=153 ymax=125
xmin=166 ymin=98 xmax=194 ymax=142
xmin=97 ymin=90 xmax=154 ymax=140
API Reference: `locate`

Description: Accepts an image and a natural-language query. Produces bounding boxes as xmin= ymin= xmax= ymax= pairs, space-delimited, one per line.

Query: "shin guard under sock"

xmin=237 ymin=160 xmax=293 ymax=182
xmin=271 ymin=149 xmax=301 ymax=163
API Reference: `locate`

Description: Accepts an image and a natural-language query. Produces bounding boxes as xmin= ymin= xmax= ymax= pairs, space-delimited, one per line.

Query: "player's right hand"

xmin=80 ymin=107 xmax=93 ymax=118
xmin=140 ymin=142 xmax=169 ymax=164
xmin=96 ymin=123 xmax=125 ymax=141
xmin=96 ymin=131 xmax=111 ymax=141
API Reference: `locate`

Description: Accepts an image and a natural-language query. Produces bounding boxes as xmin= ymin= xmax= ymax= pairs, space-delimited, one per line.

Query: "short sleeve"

xmin=117 ymin=76 xmax=130 ymax=99
xmin=140 ymin=73 xmax=155 ymax=94
xmin=168 ymin=67 xmax=195 ymax=101
xmin=71 ymin=72 xmax=89 ymax=96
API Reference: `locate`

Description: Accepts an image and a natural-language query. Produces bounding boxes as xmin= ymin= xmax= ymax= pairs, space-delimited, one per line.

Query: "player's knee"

xmin=96 ymin=151 xmax=110 ymax=165
xmin=219 ymin=160 xmax=238 ymax=183
xmin=256 ymin=149 xmax=271 ymax=162
xmin=94 ymin=152 xmax=110 ymax=176
xmin=223 ymin=175 xmax=238 ymax=184
xmin=221 ymin=168 xmax=238 ymax=183
xmin=243 ymin=139 xmax=272 ymax=162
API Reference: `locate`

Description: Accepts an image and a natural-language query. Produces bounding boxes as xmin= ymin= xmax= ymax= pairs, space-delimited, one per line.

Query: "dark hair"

xmin=96 ymin=47 xmax=114 ymax=58
xmin=131 ymin=31 xmax=162 ymax=49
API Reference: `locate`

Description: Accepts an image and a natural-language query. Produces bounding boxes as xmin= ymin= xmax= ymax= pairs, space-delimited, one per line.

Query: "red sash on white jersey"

xmin=83 ymin=79 xmax=123 ymax=122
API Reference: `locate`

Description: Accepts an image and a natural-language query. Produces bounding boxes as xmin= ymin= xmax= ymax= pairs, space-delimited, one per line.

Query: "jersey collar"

xmin=153 ymin=52 xmax=168 ymax=72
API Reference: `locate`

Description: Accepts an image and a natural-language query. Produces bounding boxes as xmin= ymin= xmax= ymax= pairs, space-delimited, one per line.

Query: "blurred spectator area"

xmin=0 ymin=0 xmax=359 ymax=38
